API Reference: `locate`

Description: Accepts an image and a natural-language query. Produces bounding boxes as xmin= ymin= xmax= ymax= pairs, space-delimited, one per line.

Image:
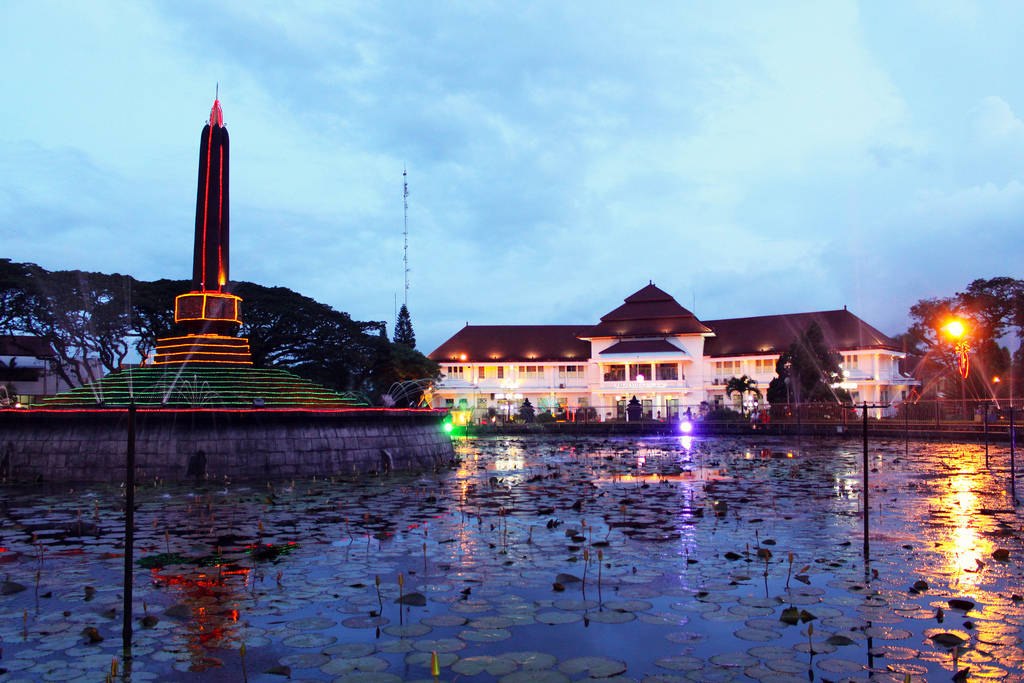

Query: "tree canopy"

xmin=899 ymin=277 xmax=1022 ymax=400
xmin=725 ymin=374 xmax=761 ymax=415
xmin=766 ymin=322 xmax=847 ymax=404
xmin=0 ymin=259 xmax=439 ymax=401
xmin=394 ymin=303 xmax=416 ymax=348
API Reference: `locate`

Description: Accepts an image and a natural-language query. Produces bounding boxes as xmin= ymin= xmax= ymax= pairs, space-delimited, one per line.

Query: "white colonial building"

xmin=427 ymin=284 xmax=917 ymax=422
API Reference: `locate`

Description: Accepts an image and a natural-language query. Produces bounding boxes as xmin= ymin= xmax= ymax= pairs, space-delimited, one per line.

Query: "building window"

xmin=445 ymin=398 xmax=454 ymax=408
xmin=755 ymin=359 xmax=775 ymax=374
xmin=656 ymin=363 xmax=678 ymax=380
xmin=497 ymin=366 xmax=504 ymax=379
xmin=447 ymin=366 xmax=464 ymax=379
xmin=604 ymin=365 xmax=625 ymax=381
xmin=630 ymin=364 xmax=652 ymax=381
xmin=478 ymin=366 xmax=486 ymax=380
xmin=715 ymin=361 xmax=739 ymax=376
xmin=477 ymin=398 xmax=488 ymax=408
xmin=578 ymin=397 xmax=588 ymax=407
xmin=842 ymin=355 xmax=857 ymax=370
xmin=519 ymin=365 xmax=541 ymax=379
xmin=558 ymin=365 xmax=584 ymax=378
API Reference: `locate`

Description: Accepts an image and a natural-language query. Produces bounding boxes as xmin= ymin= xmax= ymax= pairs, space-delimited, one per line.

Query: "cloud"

xmin=3 ymin=1 xmax=1024 ymax=355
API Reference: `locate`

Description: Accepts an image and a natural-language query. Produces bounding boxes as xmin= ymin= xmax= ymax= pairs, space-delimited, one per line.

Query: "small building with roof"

xmin=0 ymin=335 xmax=62 ymax=405
xmin=427 ymin=284 xmax=916 ymax=422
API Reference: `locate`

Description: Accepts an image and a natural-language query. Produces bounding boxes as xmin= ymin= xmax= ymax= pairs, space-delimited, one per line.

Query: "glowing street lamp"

xmin=944 ymin=319 xmax=970 ymax=379
xmin=944 ymin=318 xmax=971 ymax=419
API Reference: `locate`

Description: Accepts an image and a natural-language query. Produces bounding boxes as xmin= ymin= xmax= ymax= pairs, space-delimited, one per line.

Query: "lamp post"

xmin=944 ymin=319 xmax=970 ymax=420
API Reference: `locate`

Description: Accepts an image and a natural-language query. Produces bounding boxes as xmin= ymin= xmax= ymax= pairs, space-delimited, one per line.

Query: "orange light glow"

xmin=945 ymin=320 xmax=966 ymax=338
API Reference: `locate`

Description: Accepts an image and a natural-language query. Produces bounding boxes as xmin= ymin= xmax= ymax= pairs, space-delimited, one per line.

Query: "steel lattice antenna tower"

xmin=403 ymin=166 xmax=409 ymax=307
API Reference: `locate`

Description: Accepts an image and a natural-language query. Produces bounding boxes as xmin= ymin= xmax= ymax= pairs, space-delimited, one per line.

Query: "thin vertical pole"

xmin=863 ymin=401 xmax=869 ymax=560
xmin=1011 ymin=408 xmax=1017 ymax=506
xmin=984 ymin=402 xmax=989 ymax=467
xmin=904 ymin=401 xmax=909 ymax=445
xmin=122 ymin=403 xmax=136 ymax=653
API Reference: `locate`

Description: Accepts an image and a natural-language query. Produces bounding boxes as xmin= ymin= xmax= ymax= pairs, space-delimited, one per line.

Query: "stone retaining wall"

xmin=0 ymin=408 xmax=454 ymax=482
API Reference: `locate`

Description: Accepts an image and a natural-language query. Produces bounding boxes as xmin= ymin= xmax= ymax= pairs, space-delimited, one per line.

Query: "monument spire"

xmin=151 ymin=94 xmax=250 ymax=365
xmin=192 ymin=94 xmax=230 ymax=292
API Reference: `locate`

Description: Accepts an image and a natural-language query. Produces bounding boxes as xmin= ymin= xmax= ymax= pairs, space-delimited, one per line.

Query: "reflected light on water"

xmin=944 ymin=472 xmax=991 ymax=586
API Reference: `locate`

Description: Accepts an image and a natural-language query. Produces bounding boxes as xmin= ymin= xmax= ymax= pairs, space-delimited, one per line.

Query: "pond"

xmin=0 ymin=434 xmax=1020 ymax=682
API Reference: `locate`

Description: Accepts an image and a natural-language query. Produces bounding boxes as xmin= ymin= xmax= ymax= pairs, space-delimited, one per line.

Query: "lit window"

xmin=604 ymin=365 xmax=625 ymax=381
xmin=558 ymin=365 xmax=584 ymax=378
xmin=656 ymin=363 xmax=678 ymax=380
xmin=630 ymin=364 xmax=652 ymax=381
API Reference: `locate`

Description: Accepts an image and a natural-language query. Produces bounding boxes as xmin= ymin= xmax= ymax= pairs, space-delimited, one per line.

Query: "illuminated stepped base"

xmin=152 ymin=334 xmax=252 ymax=365
xmin=38 ymin=364 xmax=362 ymax=409
xmin=8 ymin=365 xmax=454 ymax=483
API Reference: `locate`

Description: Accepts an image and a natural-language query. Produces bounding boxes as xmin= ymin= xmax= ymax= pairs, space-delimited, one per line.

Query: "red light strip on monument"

xmin=155 ymin=334 xmax=250 ymax=343
xmin=218 ymin=144 xmax=224 ymax=290
xmin=201 ymin=119 xmax=213 ymax=290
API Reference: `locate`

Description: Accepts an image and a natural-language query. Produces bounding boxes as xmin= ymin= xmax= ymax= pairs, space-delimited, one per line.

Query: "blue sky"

xmin=2 ymin=1 xmax=1023 ymax=354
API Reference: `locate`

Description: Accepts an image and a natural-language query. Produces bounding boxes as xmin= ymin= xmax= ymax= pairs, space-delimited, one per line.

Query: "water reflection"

xmin=0 ymin=436 xmax=1019 ymax=681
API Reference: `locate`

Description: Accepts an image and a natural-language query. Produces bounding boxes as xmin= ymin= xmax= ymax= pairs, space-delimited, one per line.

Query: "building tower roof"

xmin=580 ymin=283 xmax=713 ymax=339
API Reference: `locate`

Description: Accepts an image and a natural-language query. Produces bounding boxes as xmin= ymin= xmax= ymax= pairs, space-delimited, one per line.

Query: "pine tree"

xmin=394 ymin=304 xmax=416 ymax=348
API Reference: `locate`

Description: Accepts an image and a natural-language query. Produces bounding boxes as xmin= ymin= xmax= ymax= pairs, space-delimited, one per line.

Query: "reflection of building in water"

xmin=429 ymin=283 xmax=917 ymax=420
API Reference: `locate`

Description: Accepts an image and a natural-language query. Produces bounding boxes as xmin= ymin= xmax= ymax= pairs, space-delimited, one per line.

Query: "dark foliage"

xmin=766 ymin=322 xmax=848 ymax=404
xmin=394 ymin=303 xmax=416 ymax=348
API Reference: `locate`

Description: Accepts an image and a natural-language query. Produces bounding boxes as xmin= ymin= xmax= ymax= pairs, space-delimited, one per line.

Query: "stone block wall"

xmin=0 ymin=409 xmax=454 ymax=482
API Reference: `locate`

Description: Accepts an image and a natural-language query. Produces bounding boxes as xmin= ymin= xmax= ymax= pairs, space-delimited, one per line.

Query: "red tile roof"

xmin=703 ymin=309 xmax=899 ymax=357
xmin=428 ymin=325 xmax=591 ymax=363
xmin=580 ymin=284 xmax=712 ymax=338
xmin=0 ymin=335 xmax=56 ymax=358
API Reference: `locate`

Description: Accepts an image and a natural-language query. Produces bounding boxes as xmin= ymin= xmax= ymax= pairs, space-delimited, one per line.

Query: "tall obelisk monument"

xmin=152 ymin=97 xmax=251 ymax=365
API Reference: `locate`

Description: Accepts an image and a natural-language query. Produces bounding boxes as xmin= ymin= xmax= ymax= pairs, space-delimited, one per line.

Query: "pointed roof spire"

xmin=209 ymin=84 xmax=224 ymax=127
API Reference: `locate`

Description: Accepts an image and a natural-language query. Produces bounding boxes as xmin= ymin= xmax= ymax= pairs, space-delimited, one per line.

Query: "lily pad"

xmin=452 ymin=655 xmax=519 ymax=676
xmin=281 ymin=632 xmax=337 ymax=648
xmin=584 ymin=610 xmax=637 ymax=624
xmin=396 ymin=592 xmax=428 ymax=606
xmin=499 ymin=671 xmax=571 ymax=683
xmin=459 ymin=627 xmax=513 ymax=642
xmin=383 ymin=623 xmax=432 ymax=637
xmin=412 ymin=637 xmax=465 ymax=653
xmin=505 ymin=651 xmax=559 ymax=670
xmin=654 ymin=654 xmax=704 ymax=671
xmin=324 ymin=643 xmax=377 ymax=658
xmin=558 ymin=656 xmax=627 ymax=678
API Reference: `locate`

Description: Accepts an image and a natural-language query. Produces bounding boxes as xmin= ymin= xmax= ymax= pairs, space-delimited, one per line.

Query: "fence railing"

xmin=459 ymin=398 xmax=1024 ymax=429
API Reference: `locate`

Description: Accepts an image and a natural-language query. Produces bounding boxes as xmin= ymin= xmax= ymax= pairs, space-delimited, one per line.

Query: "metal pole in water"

xmin=863 ymin=401 xmax=869 ymax=560
xmin=123 ymin=402 xmax=136 ymax=653
xmin=984 ymin=401 xmax=989 ymax=468
xmin=1011 ymin=408 xmax=1017 ymax=506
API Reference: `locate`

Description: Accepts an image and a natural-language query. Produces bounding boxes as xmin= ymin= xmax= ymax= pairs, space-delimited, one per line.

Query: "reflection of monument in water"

xmin=0 ymin=98 xmax=453 ymax=482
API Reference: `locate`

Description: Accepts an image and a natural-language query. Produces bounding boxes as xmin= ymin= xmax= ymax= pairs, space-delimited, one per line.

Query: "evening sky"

xmin=2 ymin=1 xmax=1023 ymax=353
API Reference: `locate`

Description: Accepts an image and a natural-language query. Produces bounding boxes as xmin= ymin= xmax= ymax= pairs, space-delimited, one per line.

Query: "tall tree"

xmin=901 ymin=278 xmax=1022 ymax=399
xmin=14 ymin=265 xmax=133 ymax=387
xmin=0 ymin=259 xmax=31 ymax=332
xmin=767 ymin=322 xmax=847 ymax=404
xmin=394 ymin=304 xmax=416 ymax=348
xmin=725 ymin=374 xmax=761 ymax=415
